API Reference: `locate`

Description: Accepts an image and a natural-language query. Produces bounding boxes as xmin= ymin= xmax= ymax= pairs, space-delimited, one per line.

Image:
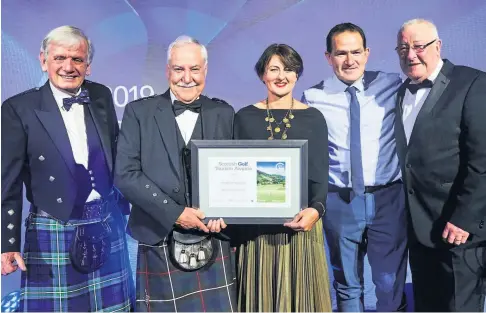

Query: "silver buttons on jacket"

xmin=163 ymin=199 xmax=168 ymax=204
xmin=145 ymin=184 xmax=150 ymax=189
xmin=7 ymin=209 xmax=14 ymax=216
xmin=38 ymin=155 xmax=45 ymax=161
xmin=7 ymin=224 xmax=14 ymax=230
xmin=8 ymin=238 xmax=15 ymax=244
xmin=57 ymin=198 xmax=63 ymax=203
xmin=49 ymin=176 xmax=55 ymax=182
xmin=152 ymin=193 xmax=157 ymax=197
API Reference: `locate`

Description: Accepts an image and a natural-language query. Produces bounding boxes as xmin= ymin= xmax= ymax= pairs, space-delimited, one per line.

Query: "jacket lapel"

xmin=395 ymin=81 xmax=409 ymax=161
xmin=154 ymin=90 xmax=182 ymax=180
xmin=34 ymin=82 xmax=76 ymax=178
xmin=408 ymin=60 xmax=452 ymax=147
xmin=86 ymin=86 xmax=114 ymax=173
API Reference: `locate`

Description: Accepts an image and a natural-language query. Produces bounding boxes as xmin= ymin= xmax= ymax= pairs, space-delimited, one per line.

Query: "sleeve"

xmin=104 ymin=86 xmax=130 ymax=215
xmin=233 ymin=110 xmax=247 ymax=139
xmin=307 ymin=112 xmax=329 ymax=217
xmin=229 ymin=107 xmax=235 ymax=138
xmin=1 ymin=100 xmax=26 ymax=253
xmin=449 ymin=73 xmax=486 ymax=233
xmin=114 ymin=103 xmax=184 ymax=235
xmin=223 ymin=105 xmax=235 ymax=139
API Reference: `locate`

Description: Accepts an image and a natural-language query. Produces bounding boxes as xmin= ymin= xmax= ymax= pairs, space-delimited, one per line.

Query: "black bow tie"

xmin=62 ymin=89 xmax=90 ymax=111
xmin=406 ymin=79 xmax=433 ymax=94
xmin=173 ymin=100 xmax=201 ymax=116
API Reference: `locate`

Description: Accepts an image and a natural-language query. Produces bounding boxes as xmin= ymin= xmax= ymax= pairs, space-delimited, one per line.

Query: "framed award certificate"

xmin=190 ymin=140 xmax=308 ymax=224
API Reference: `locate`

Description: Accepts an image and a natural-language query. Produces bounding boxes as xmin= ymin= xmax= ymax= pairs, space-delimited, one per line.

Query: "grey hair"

xmin=40 ymin=26 xmax=94 ymax=64
xmin=167 ymin=35 xmax=208 ymax=65
xmin=398 ymin=18 xmax=440 ymax=39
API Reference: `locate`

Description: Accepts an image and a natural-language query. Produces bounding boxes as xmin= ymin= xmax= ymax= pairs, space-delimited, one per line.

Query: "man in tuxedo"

xmin=115 ymin=35 xmax=236 ymax=312
xmin=395 ymin=18 xmax=486 ymax=311
xmin=1 ymin=26 xmax=132 ymax=311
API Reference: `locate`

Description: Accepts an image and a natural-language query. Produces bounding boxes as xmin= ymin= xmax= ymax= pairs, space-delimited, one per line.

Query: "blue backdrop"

xmin=2 ymin=0 xmax=486 ymax=310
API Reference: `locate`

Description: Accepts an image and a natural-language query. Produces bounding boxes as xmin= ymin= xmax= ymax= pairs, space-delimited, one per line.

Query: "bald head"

xmin=396 ymin=19 xmax=442 ymax=82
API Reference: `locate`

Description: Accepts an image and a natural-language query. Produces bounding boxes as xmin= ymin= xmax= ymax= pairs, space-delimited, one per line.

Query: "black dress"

xmin=233 ymin=105 xmax=332 ymax=312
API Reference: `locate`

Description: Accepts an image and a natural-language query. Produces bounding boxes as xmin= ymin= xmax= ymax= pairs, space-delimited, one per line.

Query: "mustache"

xmin=176 ymin=82 xmax=197 ymax=88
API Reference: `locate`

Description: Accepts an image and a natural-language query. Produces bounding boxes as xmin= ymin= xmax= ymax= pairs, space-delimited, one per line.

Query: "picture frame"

xmin=190 ymin=140 xmax=308 ymax=224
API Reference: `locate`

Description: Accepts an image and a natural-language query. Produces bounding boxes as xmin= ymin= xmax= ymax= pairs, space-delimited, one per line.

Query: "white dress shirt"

xmin=170 ymin=91 xmax=199 ymax=145
xmin=304 ymin=71 xmax=402 ymax=187
xmin=50 ymin=82 xmax=101 ymax=201
xmin=402 ymin=59 xmax=444 ymax=144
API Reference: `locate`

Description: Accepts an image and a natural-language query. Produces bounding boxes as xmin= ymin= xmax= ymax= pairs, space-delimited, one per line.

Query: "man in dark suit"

xmin=1 ymin=26 xmax=132 ymax=311
xmin=115 ymin=35 xmax=236 ymax=312
xmin=394 ymin=18 xmax=486 ymax=311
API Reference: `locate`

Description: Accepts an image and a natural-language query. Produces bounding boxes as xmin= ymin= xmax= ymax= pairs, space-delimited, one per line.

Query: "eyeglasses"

xmin=395 ymin=39 xmax=437 ymax=55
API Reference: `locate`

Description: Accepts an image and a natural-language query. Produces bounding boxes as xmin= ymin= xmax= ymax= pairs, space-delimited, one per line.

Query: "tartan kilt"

xmin=19 ymin=211 xmax=132 ymax=312
xmin=135 ymin=236 xmax=236 ymax=312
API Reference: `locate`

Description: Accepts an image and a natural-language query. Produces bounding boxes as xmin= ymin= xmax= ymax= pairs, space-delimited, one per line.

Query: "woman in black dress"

xmin=233 ymin=44 xmax=332 ymax=312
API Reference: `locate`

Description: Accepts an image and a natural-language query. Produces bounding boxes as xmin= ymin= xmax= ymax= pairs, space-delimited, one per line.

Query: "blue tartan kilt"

xmin=135 ymin=238 xmax=236 ymax=312
xmin=19 ymin=210 xmax=133 ymax=312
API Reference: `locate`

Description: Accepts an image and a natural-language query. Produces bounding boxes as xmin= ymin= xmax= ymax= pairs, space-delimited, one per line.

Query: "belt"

xmin=329 ymin=180 xmax=402 ymax=194
xmin=329 ymin=180 xmax=402 ymax=203
xmin=365 ymin=180 xmax=402 ymax=193
xmin=32 ymin=199 xmax=108 ymax=220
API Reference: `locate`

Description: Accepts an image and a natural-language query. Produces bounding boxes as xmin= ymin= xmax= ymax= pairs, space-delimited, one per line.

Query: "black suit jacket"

xmin=115 ymin=90 xmax=235 ymax=245
xmin=1 ymin=80 xmax=124 ymax=253
xmin=395 ymin=59 xmax=486 ymax=248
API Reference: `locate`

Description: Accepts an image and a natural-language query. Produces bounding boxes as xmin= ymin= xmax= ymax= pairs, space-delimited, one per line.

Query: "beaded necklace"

xmin=264 ymin=98 xmax=294 ymax=140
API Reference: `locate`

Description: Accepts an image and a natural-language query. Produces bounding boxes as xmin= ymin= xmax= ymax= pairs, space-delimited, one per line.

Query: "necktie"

xmin=62 ymin=88 xmax=90 ymax=111
xmin=346 ymin=86 xmax=365 ymax=195
xmin=406 ymin=79 xmax=433 ymax=94
xmin=173 ymin=100 xmax=201 ymax=116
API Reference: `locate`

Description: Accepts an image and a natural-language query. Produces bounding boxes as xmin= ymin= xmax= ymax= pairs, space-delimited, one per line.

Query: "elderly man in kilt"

xmin=115 ymin=35 xmax=237 ymax=312
xmin=1 ymin=26 xmax=132 ymax=311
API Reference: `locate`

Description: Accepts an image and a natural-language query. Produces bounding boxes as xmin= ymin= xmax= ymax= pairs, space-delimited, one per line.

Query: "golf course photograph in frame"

xmin=256 ymin=161 xmax=287 ymax=203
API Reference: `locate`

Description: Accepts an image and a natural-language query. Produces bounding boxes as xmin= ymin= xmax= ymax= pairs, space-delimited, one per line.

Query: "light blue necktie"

xmin=346 ymin=86 xmax=365 ymax=195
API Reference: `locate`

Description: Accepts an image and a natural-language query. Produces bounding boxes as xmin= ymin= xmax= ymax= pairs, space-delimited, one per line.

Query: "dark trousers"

xmin=324 ymin=182 xmax=408 ymax=312
xmin=409 ymin=239 xmax=486 ymax=312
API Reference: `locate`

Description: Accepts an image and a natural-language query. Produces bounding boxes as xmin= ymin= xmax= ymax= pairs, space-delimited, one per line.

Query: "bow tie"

xmin=62 ymin=89 xmax=90 ymax=111
xmin=406 ymin=79 xmax=433 ymax=94
xmin=173 ymin=100 xmax=201 ymax=116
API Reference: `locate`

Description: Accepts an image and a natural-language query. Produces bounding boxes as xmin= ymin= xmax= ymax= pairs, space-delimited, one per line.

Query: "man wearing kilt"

xmin=115 ymin=35 xmax=237 ymax=312
xmin=1 ymin=26 xmax=132 ymax=312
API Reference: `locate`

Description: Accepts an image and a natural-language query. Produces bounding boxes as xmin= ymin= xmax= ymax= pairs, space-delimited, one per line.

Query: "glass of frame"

xmin=190 ymin=140 xmax=308 ymax=224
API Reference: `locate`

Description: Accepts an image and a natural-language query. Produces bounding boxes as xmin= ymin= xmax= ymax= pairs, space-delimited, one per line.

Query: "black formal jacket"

xmin=1 ymin=81 xmax=125 ymax=253
xmin=115 ymin=90 xmax=235 ymax=245
xmin=395 ymin=59 xmax=486 ymax=248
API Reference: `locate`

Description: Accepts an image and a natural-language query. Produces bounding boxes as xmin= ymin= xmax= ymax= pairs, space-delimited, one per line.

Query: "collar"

xmin=326 ymin=74 xmax=365 ymax=93
xmin=50 ymin=81 xmax=82 ymax=109
xmin=169 ymin=89 xmax=177 ymax=104
xmin=411 ymin=59 xmax=444 ymax=84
